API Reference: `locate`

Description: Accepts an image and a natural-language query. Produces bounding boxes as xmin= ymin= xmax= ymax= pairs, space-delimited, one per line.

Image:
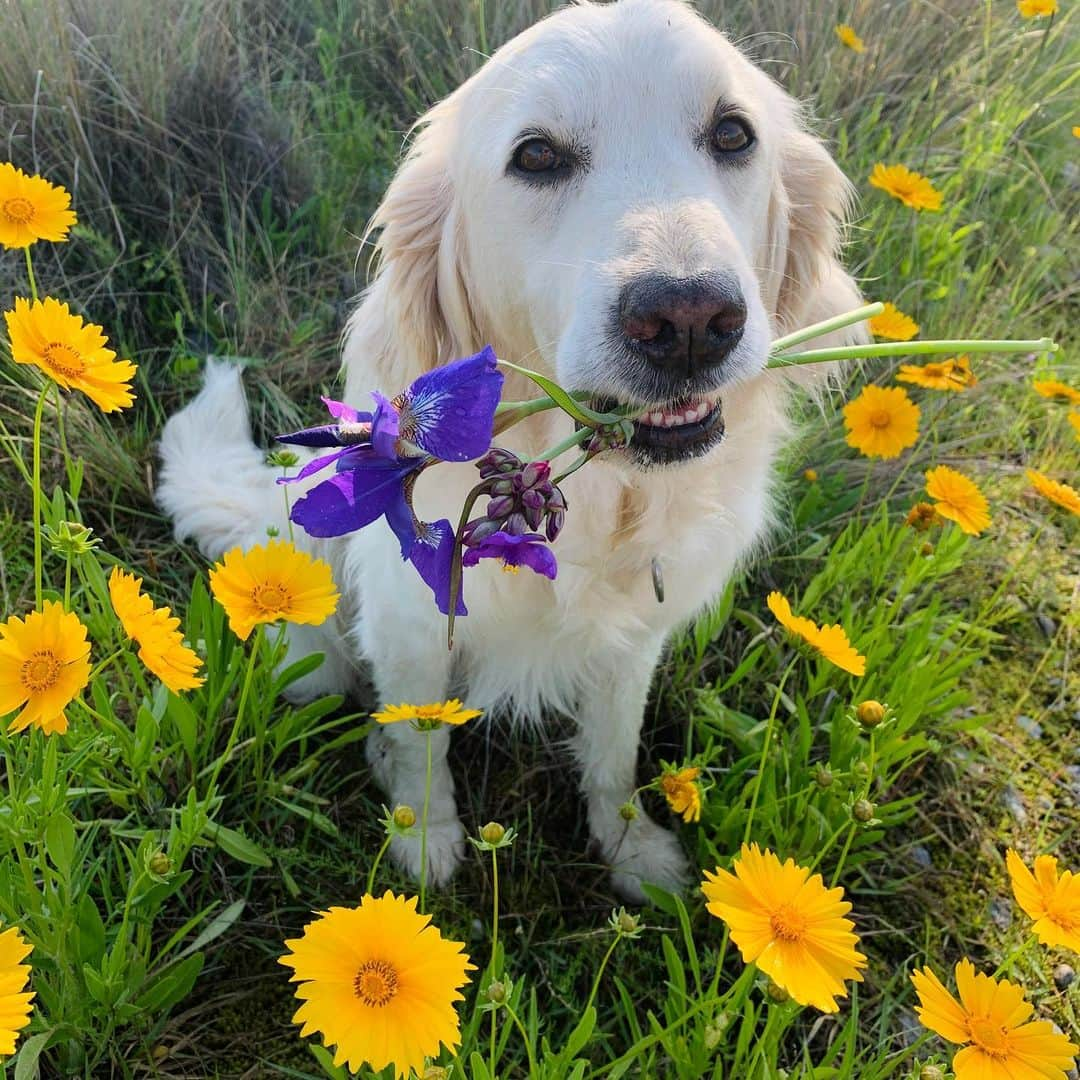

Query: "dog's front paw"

xmin=389 ymin=816 xmax=466 ymax=887
xmin=604 ymin=815 xmax=691 ymax=904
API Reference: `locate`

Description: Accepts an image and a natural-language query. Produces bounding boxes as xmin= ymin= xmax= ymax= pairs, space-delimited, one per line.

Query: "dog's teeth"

xmin=648 ymin=411 xmax=664 ymax=426
xmin=662 ymin=414 xmax=680 ymax=427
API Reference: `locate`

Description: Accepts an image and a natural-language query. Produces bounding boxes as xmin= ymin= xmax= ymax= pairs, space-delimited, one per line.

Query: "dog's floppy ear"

xmin=342 ymin=97 xmax=481 ymax=393
xmin=764 ymin=127 xmax=864 ymax=337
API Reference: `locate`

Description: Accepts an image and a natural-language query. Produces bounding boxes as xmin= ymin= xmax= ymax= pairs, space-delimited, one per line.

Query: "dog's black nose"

xmin=619 ymin=273 xmax=746 ymax=377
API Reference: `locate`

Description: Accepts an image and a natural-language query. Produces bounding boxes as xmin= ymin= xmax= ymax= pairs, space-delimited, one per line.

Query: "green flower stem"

xmin=769 ymin=302 xmax=884 ymax=353
xmin=535 ymin=425 xmax=594 ymax=464
xmin=583 ymin=933 xmax=622 ymax=1017
xmin=419 ymin=728 xmax=432 ymax=913
xmin=489 ymin=845 xmax=500 ymax=1076
xmin=24 ymin=247 xmax=38 ymax=302
xmin=205 ymin=626 xmax=262 ymax=799
xmin=88 ymin=648 xmax=125 ymax=682
xmin=829 ymin=823 xmax=858 ymax=890
xmin=992 ymin=933 xmax=1038 ymax=979
xmin=502 ymin=1000 xmax=538 ymax=1079
xmin=742 ymin=658 xmax=797 ymax=845
xmin=365 ymin=833 xmax=392 ymax=896
xmin=30 ymin=385 xmax=49 ymax=608
xmin=767 ymin=336 xmax=1056 ymax=368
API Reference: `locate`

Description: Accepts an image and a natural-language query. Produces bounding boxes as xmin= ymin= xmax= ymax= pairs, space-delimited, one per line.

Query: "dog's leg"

xmin=357 ymin=591 xmax=464 ymax=887
xmin=572 ymin=638 xmax=690 ymax=903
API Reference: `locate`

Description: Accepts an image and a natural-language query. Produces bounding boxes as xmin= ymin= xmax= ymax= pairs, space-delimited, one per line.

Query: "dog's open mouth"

xmin=593 ymin=395 xmax=725 ymax=465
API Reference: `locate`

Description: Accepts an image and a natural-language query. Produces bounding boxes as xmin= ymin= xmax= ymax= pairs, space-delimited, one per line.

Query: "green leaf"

xmin=173 ymin=899 xmax=246 ymax=963
xmin=308 ymin=1043 xmax=348 ymax=1080
xmin=13 ymin=1031 xmax=52 ymax=1080
xmin=164 ymin=692 xmax=199 ymax=760
xmin=74 ymin=893 xmax=107 ymax=965
xmin=134 ymin=952 xmax=204 ymax=1013
xmin=497 ymin=360 xmax=622 ymax=426
xmin=205 ymin=823 xmax=272 ymax=867
xmin=43 ymin=814 xmax=76 ymax=877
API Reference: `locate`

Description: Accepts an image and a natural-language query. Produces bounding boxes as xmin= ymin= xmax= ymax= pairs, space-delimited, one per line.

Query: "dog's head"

xmin=348 ymin=0 xmax=861 ymax=468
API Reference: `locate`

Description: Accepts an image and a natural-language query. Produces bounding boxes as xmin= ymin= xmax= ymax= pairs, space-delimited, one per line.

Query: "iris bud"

xmin=520 ymin=460 xmax=551 ymax=488
xmin=486 ymin=495 xmax=515 ymax=520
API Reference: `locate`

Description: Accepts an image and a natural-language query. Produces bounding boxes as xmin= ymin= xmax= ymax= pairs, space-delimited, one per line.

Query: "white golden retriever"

xmin=158 ymin=0 xmax=863 ymax=901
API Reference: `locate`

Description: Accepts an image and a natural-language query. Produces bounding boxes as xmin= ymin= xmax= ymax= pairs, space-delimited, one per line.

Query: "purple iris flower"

xmin=462 ymin=531 xmax=558 ymax=579
xmin=274 ymin=348 xmax=504 ymax=616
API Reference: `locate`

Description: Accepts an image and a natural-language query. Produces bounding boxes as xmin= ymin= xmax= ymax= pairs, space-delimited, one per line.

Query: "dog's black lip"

xmin=592 ymin=396 xmax=725 ymax=464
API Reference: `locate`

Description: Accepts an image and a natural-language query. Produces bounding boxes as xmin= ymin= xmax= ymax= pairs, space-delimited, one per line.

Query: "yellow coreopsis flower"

xmin=208 ymin=539 xmax=339 ymax=641
xmin=925 ymin=466 xmax=991 ymax=535
xmin=1033 ymin=379 xmax=1080 ymax=406
xmin=1026 ymin=469 xmax=1080 ymax=517
xmin=1006 ymin=849 xmax=1080 ymax=952
xmin=834 ymin=24 xmax=865 ymax=52
xmin=869 ymin=163 xmax=942 ymax=211
xmin=843 ymin=384 xmax=921 ymax=459
xmin=766 ymin=591 xmax=866 ymax=676
xmin=912 ymin=960 xmax=1077 ymax=1080
xmin=659 ymin=766 xmax=703 ymax=823
xmin=372 ymin=699 xmax=483 ymax=729
xmin=108 ymin=568 xmax=205 ymax=693
xmin=702 ymin=844 xmax=868 ymax=1012
xmin=0 ymin=601 xmax=91 ymax=736
xmin=896 ymin=356 xmax=976 ymax=391
xmin=0 ymin=163 xmax=76 ymax=249
xmin=868 ymin=302 xmax=919 ymax=341
xmin=279 ymin=892 xmax=474 ymax=1079
xmin=0 ymin=927 xmax=34 ymax=1055
xmin=1017 ymin=0 xmax=1058 ymax=16
xmin=4 ymin=297 xmax=136 ymax=412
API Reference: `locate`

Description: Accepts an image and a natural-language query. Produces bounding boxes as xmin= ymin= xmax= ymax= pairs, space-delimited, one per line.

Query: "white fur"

xmin=157 ymin=0 xmax=864 ymax=901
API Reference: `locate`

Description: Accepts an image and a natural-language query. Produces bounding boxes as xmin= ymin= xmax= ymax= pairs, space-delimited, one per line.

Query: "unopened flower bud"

xmin=852 ymin=798 xmax=875 ymax=823
xmin=477 ymin=448 xmax=522 ymax=478
xmin=266 ymin=449 xmax=300 ymax=468
xmin=920 ymin=542 xmax=934 ymax=557
xmin=521 ymin=488 xmax=546 ymax=511
xmin=545 ymin=510 xmax=565 ymax=542
xmin=463 ymin=518 xmax=501 ymax=544
xmin=490 ymin=477 xmax=514 ymax=496
xmin=918 ymin=1067 xmax=945 ymax=1080
xmin=765 ymin=979 xmax=790 ymax=1003
xmin=423 ymin=1067 xmax=449 ymax=1080
xmin=803 ymin=468 xmax=818 ymax=483
xmin=504 ymin=512 xmax=529 ymax=536
xmin=813 ymin=765 xmax=834 ymax=789
xmin=148 ymin=850 xmax=172 ymax=878
xmin=480 ymin=822 xmax=505 ymax=845
xmin=853 ymin=761 xmax=870 ymax=780
xmin=614 ymin=908 xmax=641 ymax=936
xmin=703 ymin=1013 xmax=729 ymax=1051
xmin=906 ymin=502 xmax=938 ymax=532
xmin=393 ymin=805 xmax=417 ymax=829
xmin=265 ymin=525 xmax=280 ymax=537
xmin=856 ymin=700 xmax=886 ymax=728
xmin=485 ymin=980 xmax=507 ymax=1005
xmin=43 ymin=520 xmax=101 ymax=557
xmin=486 ymin=495 xmax=516 ymax=520
xmin=546 ymin=487 xmax=567 ymax=512
xmin=523 ymin=502 xmax=544 ymax=529
xmin=520 ymin=460 xmax=550 ymax=489
xmin=618 ymin=802 xmax=638 ymax=821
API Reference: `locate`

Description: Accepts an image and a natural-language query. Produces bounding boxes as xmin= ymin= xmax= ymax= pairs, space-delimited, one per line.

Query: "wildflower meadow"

xmin=0 ymin=0 xmax=1077 ymax=1077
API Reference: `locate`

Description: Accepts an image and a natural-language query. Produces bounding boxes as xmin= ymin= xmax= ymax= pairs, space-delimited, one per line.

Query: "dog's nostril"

xmin=624 ymin=314 xmax=666 ymax=343
xmin=706 ymin=302 xmax=746 ymax=338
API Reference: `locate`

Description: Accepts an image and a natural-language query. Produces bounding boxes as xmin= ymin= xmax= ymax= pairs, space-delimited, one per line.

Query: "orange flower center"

xmin=1045 ymin=901 xmax=1080 ymax=931
xmin=2 ymin=197 xmax=35 ymax=224
xmin=501 ymin=561 xmax=521 ymax=575
xmin=251 ymin=583 xmax=289 ymax=614
xmin=769 ymin=904 xmax=808 ymax=943
xmin=869 ymin=410 xmax=893 ymax=429
xmin=353 ymin=959 xmax=399 ymax=1007
xmin=968 ymin=1017 xmax=1010 ymax=1058
xmin=923 ymin=363 xmax=946 ymax=378
xmin=42 ymin=341 xmax=86 ymax=378
xmin=21 ymin=650 xmax=62 ymax=692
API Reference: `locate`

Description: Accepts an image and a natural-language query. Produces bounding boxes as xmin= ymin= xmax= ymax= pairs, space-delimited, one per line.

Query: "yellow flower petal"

xmin=4 ymin=296 xmax=136 ymax=412
xmin=371 ymin=699 xmax=483 ymax=728
xmin=766 ymin=591 xmax=866 ymax=676
xmin=1018 ymin=0 xmax=1058 ymax=17
xmin=1007 ymin=848 xmax=1080 ymax=952
xmin=0 ymin=163 xmax=76 ymax=249
xmin=1032 ymin=379 xmax=1080 ymax=406
xmin=0 ymin=601 xmax=91 ymax=736
xmin=208 ymin=540 xmax=339 ymax=641
xmin=834 ymin=24 xmax=865 ymax=52
xmin=278 ymin=892 xmax=474 ymax=1079
xmin=702 ymin=845 xmax=867 ymax=1012
xmin=867 ymin=302 xmax=920 ymax=341
xmin=659 ymin=766 xmax=703 ymax=823
xmin=1026 ymin=469 xmax=1080 ymax=518
xmin=869 ymin=164 xmax=942 ymax=212
xmin=843 ymin=384 xmax=921 ymax=459
xmin=925 ymin=466 xmax=991 ymax=536
xmin=896 ymin=356 xmax=976 ymax=391
xmin=0 ymin=927 xmax=34 ymax=1055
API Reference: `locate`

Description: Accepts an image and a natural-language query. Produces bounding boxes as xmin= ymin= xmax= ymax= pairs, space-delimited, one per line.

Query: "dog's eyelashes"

xmin=710 ymin=116 xmax=755 ymax=157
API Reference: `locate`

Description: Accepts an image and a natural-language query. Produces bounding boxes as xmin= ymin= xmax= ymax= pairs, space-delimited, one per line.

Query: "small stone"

xmin=1002 ymin=786 xmax=1027 ymax=825
xmin=910 ymin=845 xmax=933 ymax=870
xmin=1053 ymin=963 xmax=1075 ymax=990
xmin=989 ymin=895 xmax=1012 ymax=931
xmin=1015 ymin=715 xmax=1043 ymax=739
xmin=1036 ymin=614 xmax=1057 ymax=637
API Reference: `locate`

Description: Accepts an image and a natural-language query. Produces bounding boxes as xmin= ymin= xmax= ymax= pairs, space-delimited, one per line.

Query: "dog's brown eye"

xmin=513 ymin=138 xmax=561 ymax=173
xmin=711 ymin=117 xmax=754 ymax=155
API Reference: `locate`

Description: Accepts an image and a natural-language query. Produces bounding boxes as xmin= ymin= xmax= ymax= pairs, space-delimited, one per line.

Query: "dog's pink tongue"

xmin=636 ymin=400 xmax=711 ymax=428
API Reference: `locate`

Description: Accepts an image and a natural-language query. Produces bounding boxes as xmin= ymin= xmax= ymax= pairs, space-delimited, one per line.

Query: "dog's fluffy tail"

xmin=157 ymin=361 xmax=287 ymax=559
